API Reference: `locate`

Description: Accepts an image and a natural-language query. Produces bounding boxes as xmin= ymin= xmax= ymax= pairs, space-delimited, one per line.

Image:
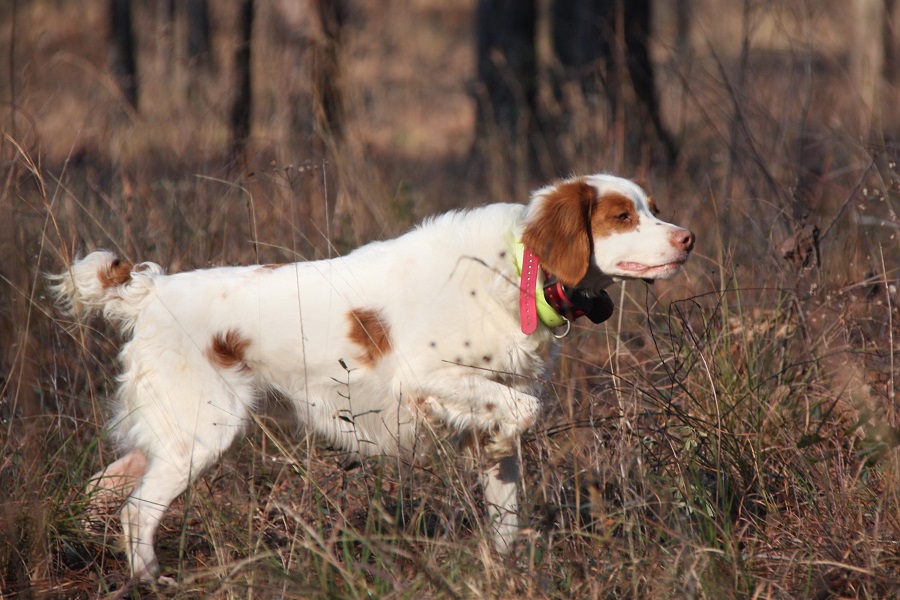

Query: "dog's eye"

xmin=617 ymin=212 xmax=631 ymax=221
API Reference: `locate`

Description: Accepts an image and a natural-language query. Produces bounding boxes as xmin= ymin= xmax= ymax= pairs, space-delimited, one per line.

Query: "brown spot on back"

xmin=591 ymin=192 xmax=640 ymax=238
xmin=100 ymin=258 xmax=133 ymax=289
xmin=207 ymin=329 xmax=251 ymax=371
xmin=257 ymin=263 xmax=287 ymax=271
xmin=347 ymin=308 xmax=393 ymax=368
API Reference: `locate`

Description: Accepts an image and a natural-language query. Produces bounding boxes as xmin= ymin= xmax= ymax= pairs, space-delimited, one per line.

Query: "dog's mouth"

xmin=616 ymin=258 xmax=688 ymax=279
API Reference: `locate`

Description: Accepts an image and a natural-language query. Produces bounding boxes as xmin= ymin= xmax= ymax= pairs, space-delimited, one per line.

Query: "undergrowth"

xmin=3 ymin=0 xmax=900 ymax=598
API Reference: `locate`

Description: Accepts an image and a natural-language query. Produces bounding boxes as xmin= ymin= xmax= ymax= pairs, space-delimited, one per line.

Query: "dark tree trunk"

xmin=551 ymin=0 xmax=677 ymax=164
xmin=675 ymin=0 xmax=691 ymax=62
xmin=622 ymin=0 xmax=677 ymax=163
xmin=108 ymin=0 xmax=138 ymax=110
xmin=230 ymin=0 xmax=254 ymax=164
xmin=884 ymin=0 xmax=898 ymax=84
xmin=312 ymin=0 xmax=346 ymax=140
xmin=551 ymin=0 xmax=613 ymax=97
xmin=475 ymin=0 xmax=538 ymax=143
xmin=186 ymin=0 xmax=212 ymax=69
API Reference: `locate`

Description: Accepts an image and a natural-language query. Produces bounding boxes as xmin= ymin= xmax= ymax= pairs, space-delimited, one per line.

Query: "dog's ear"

xmin=522 ymin=180 xmax=596 ymax=286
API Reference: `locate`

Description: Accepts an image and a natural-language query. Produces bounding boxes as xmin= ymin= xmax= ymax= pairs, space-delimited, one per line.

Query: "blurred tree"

xmin=157 ymin=0 xmax=214 ymax=104
xmin=108 ymin=0 xmax=138 ymax=110
xmin=230 ymin=0 xmax=254 ymax=163
xmin=473 ymin=0 xmax=538 ymax=195
xmin=186 ymin=0 xmax=212 ymax=69
xmin=551 ymin=0 xmax=677 ymax=165
xmin=675 ymin=0 xmax=691 ymax=63
xmin=474 ymin=0 xmax=538 ymax=144
xmin=474 ymin=0 xmax=676 ymax=179
xmin=852 ymin=0 xmax=900 ymax=128
xmin=311 ymin=0 xmax=346 ymax=141
xmin=884 ymin=0 xmax=898 ymax=85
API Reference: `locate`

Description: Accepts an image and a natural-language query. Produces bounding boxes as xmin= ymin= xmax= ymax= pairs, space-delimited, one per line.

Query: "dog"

xmin=50 ymin=174 xmax=694 ymax=582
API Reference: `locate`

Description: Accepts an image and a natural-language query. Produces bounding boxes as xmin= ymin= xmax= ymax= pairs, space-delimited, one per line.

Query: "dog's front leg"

xmin=480 ymin=452 xmax=520 ymax=552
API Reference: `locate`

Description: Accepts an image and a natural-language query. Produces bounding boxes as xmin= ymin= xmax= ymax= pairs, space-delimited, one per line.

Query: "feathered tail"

xmin=47 ymin=250 xmax=164 ymax=332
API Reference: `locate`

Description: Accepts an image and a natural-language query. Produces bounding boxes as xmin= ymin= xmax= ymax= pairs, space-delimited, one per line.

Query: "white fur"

xmin=49 ymin=174 xmax=693 ymax=581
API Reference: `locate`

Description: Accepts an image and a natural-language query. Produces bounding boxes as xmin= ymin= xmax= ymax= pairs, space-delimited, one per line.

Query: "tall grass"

xmin=2 ymin=0 xmax=899 ymax=597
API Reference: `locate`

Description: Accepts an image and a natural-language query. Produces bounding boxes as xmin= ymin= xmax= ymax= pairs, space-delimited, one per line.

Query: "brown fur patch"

xmin=521 ymin=179 xmax=596 ymax=286
xmin=88 ymin=449 xmax=148 ymax=497
xmin=647 ymin=195 xmax=660 ymax=215
xmin=100 ymin=258 xmax=132 ymax=288
xmin=347 ymin=308 xmax=393 ymax=368
xmin=591 ymin=193 xmax=640 ymax=238
xmin=207 ymin=329 xmax=251 ymax=371
xmin=83 ymin=449 xmax=149 ymax=535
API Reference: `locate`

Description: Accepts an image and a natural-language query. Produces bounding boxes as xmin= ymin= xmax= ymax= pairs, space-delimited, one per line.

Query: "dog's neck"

xmin=515 ymin=243 xmax=567 ymax=334
xmin=514 ymin=242 xmax=616 ymax=335
xmin=574 ymin=260 xmax=616 ymax=295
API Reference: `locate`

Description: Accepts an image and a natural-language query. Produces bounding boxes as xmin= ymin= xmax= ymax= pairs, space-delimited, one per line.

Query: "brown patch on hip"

xmin=207 ymin=329 xmax=252 ymax=371
xmin=346 ymin=308 xmax=393 ymax=368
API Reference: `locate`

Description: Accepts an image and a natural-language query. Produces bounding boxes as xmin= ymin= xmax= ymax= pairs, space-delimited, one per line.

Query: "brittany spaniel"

xmin=50 ymin=174 xmax=694 ymax=582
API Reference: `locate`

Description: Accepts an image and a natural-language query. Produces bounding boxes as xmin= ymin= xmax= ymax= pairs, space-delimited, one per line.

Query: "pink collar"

xmin=519 ymin=247 xmax=570 ymax=333
xmin=519 ymin=246 xmax=607 ymax=334
xmin=519 ymin=246 xmax=542 ymax=334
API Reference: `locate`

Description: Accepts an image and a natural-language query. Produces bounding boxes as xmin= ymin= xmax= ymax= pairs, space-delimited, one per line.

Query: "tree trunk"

xmin=311 ymin=0 xmax=346 ymax=141
xmin=551 ymin=0 xmax=677 ymax=165
xmin=622 ymin=0 xmax=677 ymax=163
xmin=108 ymin=0 xmax=139 ymax=110
xmin=551 ymin=0 xmax=614 ymax=98
xmin=475 ymin=0 xmax=538 ymax=144
xmin=186 ymin=0 xmax=212 ymax=69
xmin=230 ymin=0 xmax=254 ymax=164
xmin=884 ymin=0 xmax=898 ymax=84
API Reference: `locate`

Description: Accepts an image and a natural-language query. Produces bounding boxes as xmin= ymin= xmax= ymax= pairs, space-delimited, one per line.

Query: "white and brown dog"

xmin=50 ymin=174 xmax=694 ymax=581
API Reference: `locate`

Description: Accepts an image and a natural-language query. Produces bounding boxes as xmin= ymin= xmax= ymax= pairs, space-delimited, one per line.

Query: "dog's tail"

xmin=48 ymin=250 xmax=164 ymax=332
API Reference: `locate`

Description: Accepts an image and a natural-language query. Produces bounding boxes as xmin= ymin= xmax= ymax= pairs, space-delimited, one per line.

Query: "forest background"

xmin=2 ymin=0 xmax=900 ymax=597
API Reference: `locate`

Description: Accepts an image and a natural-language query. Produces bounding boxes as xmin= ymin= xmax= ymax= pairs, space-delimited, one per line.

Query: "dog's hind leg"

xmin=115 ymin=356 xmax=257 ymax=581
xmin=120 ymin=455 xmax=195 ymax=582
xmin=120 ymin=422 xmax=246 ymax=582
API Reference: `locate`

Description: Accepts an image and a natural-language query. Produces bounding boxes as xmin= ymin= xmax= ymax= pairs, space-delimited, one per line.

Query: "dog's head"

xmin=521 ymin=175 xmax=694 ymax=291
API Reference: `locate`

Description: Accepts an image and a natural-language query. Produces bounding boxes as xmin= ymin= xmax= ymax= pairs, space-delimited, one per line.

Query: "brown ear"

xmin=521 ymin=180 xmax=595 ymax=286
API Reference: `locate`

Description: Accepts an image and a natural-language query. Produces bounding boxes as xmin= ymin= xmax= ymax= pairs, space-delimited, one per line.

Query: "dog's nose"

xmin=671 ymin=229 xmax=695 ymax=252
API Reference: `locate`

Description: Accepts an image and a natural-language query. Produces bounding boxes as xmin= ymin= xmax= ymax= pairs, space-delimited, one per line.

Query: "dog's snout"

xmin=671 ymin=228 xmax=695 ymax=252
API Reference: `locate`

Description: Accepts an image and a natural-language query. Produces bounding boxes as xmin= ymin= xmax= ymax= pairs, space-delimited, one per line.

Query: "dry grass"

xmin=2 ymin=0 xmax=899 ymax=597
